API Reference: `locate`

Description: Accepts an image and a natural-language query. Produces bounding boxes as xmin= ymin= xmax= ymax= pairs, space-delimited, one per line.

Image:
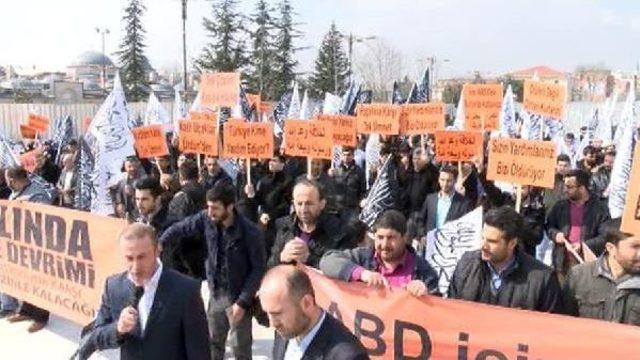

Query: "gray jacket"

xmin=10 ymin=179 xmax=55 ymax=204
xmin=563 ymin=255 xmax=640 ymax=325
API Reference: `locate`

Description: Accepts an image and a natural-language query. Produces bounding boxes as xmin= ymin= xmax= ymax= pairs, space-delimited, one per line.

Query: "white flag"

xmin=144 ymin=92 xmax=172 ymax=132
xmin=287 ymin=82 xmax=301 ymax=119
xmin=594 ymin=91 xmax=617 ymax=143
xmin=453 ymin=90 xmax=465 ymax=130
xmin=499 ymin=85 xmax=517 ymax=138
xmin=323 ymin=92 xmax=342 ymax=115
xmin=424 ymin=207 xmax=483 ymax=295
xmin=300 ymin=89 xmax=311 ymax=120
xmin=173 ymin=84 xmax=186 ymax=134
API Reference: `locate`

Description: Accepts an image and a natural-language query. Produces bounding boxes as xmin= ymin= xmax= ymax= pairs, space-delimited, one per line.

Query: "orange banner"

xmin=0 ymin=201 xmax=127 ymax=324
xmin=622 ymin=144 xmax=640 ymax=235
xmin=463 ymin=83 xmax=503 ymax=131
xmin=487 ymin=138 xmax=557 ymax=188
xmin=247 ymin=93 xmax=261 ymax=113
xmin=317 ymin=114 xmax=357 ymax=147
xmin=27 ymin=113 xmax=50 ymax=133
xmin=200 ymin=72 xmax=240 ymax=108
xmin=222 ymin=120 xmax=274 ymax=159
xmin=189 ymin=111 xmax=217 ymax=122
xmin=19 ymin=124 xmax=38 ymax=139
xmin=284 ymin=120 xmax=334 ymax=159
xmin=132 ymin=125 xmax=169 ymax=159
xmin=356 ymin=104 xmax=401 ymax=135
xmin=305 ymin=267 xmax=640 ymax=360
xmin=178 ymin=120 xmax=218 ymax=156
xmin=523 ymin=80 xmax=566 ymax=119
xmin=399 ymin=103 xmax=446 ymax=135
xmin=19 ymin=149 xmax=41 ymax=173
xmin=434 ymin=131 xmax=484 ymax=162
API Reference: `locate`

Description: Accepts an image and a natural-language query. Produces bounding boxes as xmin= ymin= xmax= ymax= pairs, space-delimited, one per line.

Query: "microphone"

xmin=131 ymin=285 xmax=145 ymax=308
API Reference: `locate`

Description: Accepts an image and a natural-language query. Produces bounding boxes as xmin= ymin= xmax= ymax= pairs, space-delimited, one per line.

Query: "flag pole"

xmin=246 ymin=158 xmax=251 ymax=185
xmin=515 ymin=185 xmax=522 ymax=213
xmin=563 ymin=238 xmax=585 ymax=264
xmin=307 ymin=157 xmax=312 ymax=179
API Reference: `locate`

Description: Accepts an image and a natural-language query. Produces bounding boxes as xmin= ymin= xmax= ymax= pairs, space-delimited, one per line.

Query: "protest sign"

xmin=463 ymin=83 xmax=503 ymax=131
xmin=305 ymin=267 xmax=640 ymax=359
xmin=284 ymin=120 xmax=334 ymax=159
xmin=188 ymin=111 xmax=217 ymax=122
xmin=178 ymin=120 xmax=218 ymax=156
xmin=27 ymin=114 xmax=51 ymax=133
xmin=131 ymin=125 xmax=169 ymax=159
xmin=19 ymin=125 xmax=38 ymax=139
xmin=622 ymin=145 xmax=640 ymax=235
xmin=356 ymin=104 xmax=401 ymax=135
xmin=0 ymin=201 xmax=127 ymax=324
xmin=317 ymin=114 xmax=357 ymax=147
xmin=82 ymin=117 xmax=92 ymax=133
xmin=434 ymin=131 xmax=484 ymax=162
xmin=487 ymin=138 xmax=557 ymax=188
xmin=399 ymin=103 xmax=446 ymax=135
xmin=200 ymin=72 xmax=240 ymax=108
xmin=222 ymin=119 xmax=274 ymax=159
xmin=247 ymin=93 xmax=261 ymax=112
xmin=523 ymin=80 xmax=566 ymax=119
xmin=19 ymin=149 xmax=41 ymax=173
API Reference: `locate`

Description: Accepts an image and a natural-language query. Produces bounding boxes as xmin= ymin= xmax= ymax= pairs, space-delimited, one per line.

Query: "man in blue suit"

xmin=79 ymin=223 xmax=209 ymax=360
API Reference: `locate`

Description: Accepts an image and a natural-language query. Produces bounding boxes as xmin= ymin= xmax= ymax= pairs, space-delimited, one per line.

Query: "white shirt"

xmin=129 ymin=259 xmax=162 ymax=333
xmin=284 ymin=311 xmax=326 ymax=360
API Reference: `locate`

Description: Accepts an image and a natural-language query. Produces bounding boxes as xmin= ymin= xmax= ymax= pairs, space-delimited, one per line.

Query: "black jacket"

xmin=167 ymin=181 xmax=206 ymax=220
xmin=448 ymin=249 xmax=563 ymax=313
xmin=333 ymin=162 xmax=367 ymax=210
xmin=160 ymin=211 xmax=266 ymax=309
xmin=412 ymin=192 xmax=474 ymax=238
xmin=273 ymin=313 xmax=369 ymax=360
xmin=401 ymin=164 xmax=439 ymax=216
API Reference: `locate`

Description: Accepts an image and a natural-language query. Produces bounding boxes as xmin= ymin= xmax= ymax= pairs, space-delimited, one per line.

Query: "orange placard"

xmin=188 ymin=111 xmax=217 ymax=122
xmin=131 ymin=125 xmax=169 ymax=159
xmin=82 ymin=116 xmax=92 ymax=133
xmin=178 ymin=120 xmax=218 ymax=156
xmin=463 ymin=83 xmax=503 ymax=131
xmin=259 ymin=102 xmax=272 ymax=114
xmin=20 ymin=125 xmax=38 ymax=139
xmin=399 ymin=103 xmax=446 ymax=135
xmin=523 ymin=80 xmax=566 ymax=119
xmin=19 ymin=149 xmax=41 ymax=173
xmin=222 ymin=119 xmax=274 ymax=159
xmin=356 ymin=104 xmax=401 ymax=135
xmin=487 ymin=138 xmax=557 ymax=188
xmin=304 ymin=267 xmax=640 ymax=359
xmin=200 ymin=72 xmax=240 ymax=108
xmin=317 ymin=114 xmax=357 ymax=147
xmin=434 ymin=131 xmax=484 ymax=162
xmin=0 ymin=200 xmax=127 ymax=324
xmin=27 ymin=113 xmax=50 ymax=133
xmin=247 ymin=93 xmax=261 ymax=112
xmin=622 ymin=145 xmax=640 ymax=235
xmin=284 ymin=120 xmax=334 ymax=159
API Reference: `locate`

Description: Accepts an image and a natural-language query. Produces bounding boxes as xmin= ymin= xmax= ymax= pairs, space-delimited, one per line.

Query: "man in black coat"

xmin=133 ymin=176 xmax=174 ymax=237
xmin=259 ymin=265 xmax=369 ymax=360
xmin=401 ymin=147 xmax=439 ymax=216
xmin=79 ymin=223 xmax=209 ymax=360
xmin=448 ymin=206 xmax=564 ymax=313
xmin=329 ymin=146 xmax=366 ymax=218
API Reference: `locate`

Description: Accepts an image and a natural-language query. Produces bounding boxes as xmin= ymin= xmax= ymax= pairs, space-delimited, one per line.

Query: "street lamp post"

xmin=181 ymin=0 xmax=188 ymax=94
xmin=96 ymin=28 xmax=110 ymax=90
xmin=344 ymin=33 xmax=376 ymax=84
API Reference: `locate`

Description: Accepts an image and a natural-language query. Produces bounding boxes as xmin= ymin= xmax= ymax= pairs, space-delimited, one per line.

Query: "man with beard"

xmin=590 ymin=150 xmax=615 ymax=200
xmin=544 ymin=154 xmax=571 ymax=215
xmin=115 ymin=157 xmax=145 ymax=220
xmin=563 ymin=229 xmax=640 ymax=325
xmin=448 ymin=206 xmax=563 ymax=313
xmin=259 ymin=265 xmax=369 ymax=360
xmin=576 ymin=145 xmax=599 ymax=173
xmin=200 ymin=156 xmax=232 ymax=192
xmin=133 ymin=176 xmax=174 ymax=237
xmin=160 ymin=182 xmax=265 ymax=360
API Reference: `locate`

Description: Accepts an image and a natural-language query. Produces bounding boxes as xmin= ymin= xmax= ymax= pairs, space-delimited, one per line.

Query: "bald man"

xmin=259 ymin=265 xmax=369 ymax=360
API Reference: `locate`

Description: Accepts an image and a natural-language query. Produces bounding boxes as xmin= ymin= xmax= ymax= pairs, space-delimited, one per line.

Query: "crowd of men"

xmin=0 ymin=127 xmax=638 ymax=359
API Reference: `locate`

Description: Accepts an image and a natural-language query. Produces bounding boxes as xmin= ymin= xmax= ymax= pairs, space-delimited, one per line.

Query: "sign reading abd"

xmin=622 ymin=145 xmax=640 ymax=235
xmin=316 ymin=114 xmax=357 ymax=147
xmin=200 ymin=72 xmax=240 ymax=108
xmin=0 ymin=201 xmax=127 ymax=324
xmin=463 ymin=83 xmax=503 ymax=131
xmin=222 ymin=119 xmax=274 ymax=159
xmin=487 ymin=138 xmax=557 ymax=188
xmin=434 ymin=131 xmax=484 ymax=162
xmin=356 ymin=104 xmax=401 ymax=135
xmin=178 ymin=120 xmax=218 ymax=156
xmin=399 ymin=103 xmax=446 ymax=135
xmin=132 ymin=125 xmax=169 ymax=159
xmin=523 ymin=80 xmax=566 ymax=119
xmin=284 ymin=120 xmax=334 ymax=160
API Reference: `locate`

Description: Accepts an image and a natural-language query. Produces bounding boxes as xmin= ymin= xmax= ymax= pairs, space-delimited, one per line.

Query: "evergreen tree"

xmin=272 ymin=0 xmax=301 ymax=98
xmin=195 ymin=0 xmax=247 ymax=73
xmin=246 ymin=0 xmax=276 ymax=99
xmin=309 ymin=22 xmax=349 ymax=96
xmin=116 ymin=0 xmax=150 ymax=102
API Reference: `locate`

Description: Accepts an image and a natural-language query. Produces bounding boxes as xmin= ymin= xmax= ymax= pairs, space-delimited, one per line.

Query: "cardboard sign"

xmin=222 ymin=120 xmax=274 ymax=159
xmin=356 ymin=104 xmax=401 ymax=135
xmin=523 ymin=80 xmax=566 ymax=119
xmin=188 ymin=111 xmax=217 ymax=122
xmin=305 ymin=267 xmax=640 ymax=360
xmin=487 ymin=138 xmax=557 ymax=188
xmin=399 ymin=103 xmax=446 ymax=135
xmin=27 ymin=114 xmax=50 ymax=133
xmin=463 ymin=83 xmax=503 ymax=131
xmin=131 ymin=125 xmax=169 ymax=159
xmin=284 ymin=120 xmax=334 ymax=159
xmin=435 ymin=131 xmax=484 ymax=162
xmin=0 ymin=200 xmax=128 ymax=324
xmin=19 ymin=149 xmax=41 ymax=173
xmin=200 ymin=72 xmax=240 ymax=108
xmin=178 ymin=120 xmax=218 ymax=156
xmin=20 ymin=125 xmax=38 ymax=139
xmin=316 ymin=114 xmax=357 ymax=147
xmin=622 ymin=145 xmax=640 ymax=235
xmin=247 ymin=93 xmax=261 ymax=112
xmin=259 ymin=102 xmax=272 ymax=114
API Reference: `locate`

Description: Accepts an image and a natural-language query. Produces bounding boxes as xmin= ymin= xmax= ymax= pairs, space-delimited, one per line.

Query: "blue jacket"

xmin=160 ymin=210 xmax=266 ymax=309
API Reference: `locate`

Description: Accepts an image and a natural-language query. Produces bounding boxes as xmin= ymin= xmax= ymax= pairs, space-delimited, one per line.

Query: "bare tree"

xmin=353 ymin=38 xmax=405 ymax=100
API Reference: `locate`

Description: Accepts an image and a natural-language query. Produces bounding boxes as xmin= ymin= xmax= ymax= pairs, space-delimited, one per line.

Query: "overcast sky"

xmin=2 ymin=0 xmax=640 ymax=79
